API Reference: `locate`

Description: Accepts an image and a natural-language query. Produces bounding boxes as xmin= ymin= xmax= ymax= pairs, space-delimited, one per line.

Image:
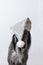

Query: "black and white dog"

xmin=7 ymin=18 xmax=31 ymax=65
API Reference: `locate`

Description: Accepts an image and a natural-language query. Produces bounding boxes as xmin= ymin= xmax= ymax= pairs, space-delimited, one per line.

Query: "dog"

xmin=7 ymin=18 xmax=31 ymax=65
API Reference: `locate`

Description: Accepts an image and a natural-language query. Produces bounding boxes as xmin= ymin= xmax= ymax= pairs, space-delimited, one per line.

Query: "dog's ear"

xmin=12 ymin=34 xmax=18 ymax=49
xmin=21 ymin=18 xmax=31 ymax=49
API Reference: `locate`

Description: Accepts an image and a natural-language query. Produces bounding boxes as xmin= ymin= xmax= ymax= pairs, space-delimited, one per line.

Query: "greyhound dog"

xmin=7 ymin=18 xmax=31 ymax=65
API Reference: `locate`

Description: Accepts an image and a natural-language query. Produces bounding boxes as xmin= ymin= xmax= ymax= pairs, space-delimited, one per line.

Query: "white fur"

xmin=10 ymin=50 xmax=16 ymax=62
xmin=17 ymin=40 xmax=25 ymax=48
xmin=11 ymin=49 xmax=23 ymax=64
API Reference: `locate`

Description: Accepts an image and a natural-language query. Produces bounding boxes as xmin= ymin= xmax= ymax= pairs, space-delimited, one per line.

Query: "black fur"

xmin=22 ymin=29 xmax=31 ymax=49
xmin=12 ymin=34 xmax=18 ymax=50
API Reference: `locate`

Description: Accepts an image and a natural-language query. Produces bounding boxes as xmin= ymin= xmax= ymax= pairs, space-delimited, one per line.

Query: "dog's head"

xmin=12 ymin=18 xmax=31 ymax=53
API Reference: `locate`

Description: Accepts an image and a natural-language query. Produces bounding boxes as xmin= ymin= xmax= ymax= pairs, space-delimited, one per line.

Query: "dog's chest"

xmin=17 ymin=52 xmax=23 ymax=63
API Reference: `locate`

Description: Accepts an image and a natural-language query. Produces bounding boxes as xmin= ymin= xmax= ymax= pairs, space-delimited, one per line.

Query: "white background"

xmin=0 ymin=0 xmax=43 ymax=65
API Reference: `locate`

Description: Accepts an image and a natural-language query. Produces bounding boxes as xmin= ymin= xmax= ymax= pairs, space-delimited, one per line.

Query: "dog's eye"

xmin=22 ymin=44 xmax=26 ymax=48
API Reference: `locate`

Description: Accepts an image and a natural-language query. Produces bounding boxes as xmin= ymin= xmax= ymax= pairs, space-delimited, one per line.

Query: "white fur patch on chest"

xmin=11 ymin=50 xmax=23 ymax=64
